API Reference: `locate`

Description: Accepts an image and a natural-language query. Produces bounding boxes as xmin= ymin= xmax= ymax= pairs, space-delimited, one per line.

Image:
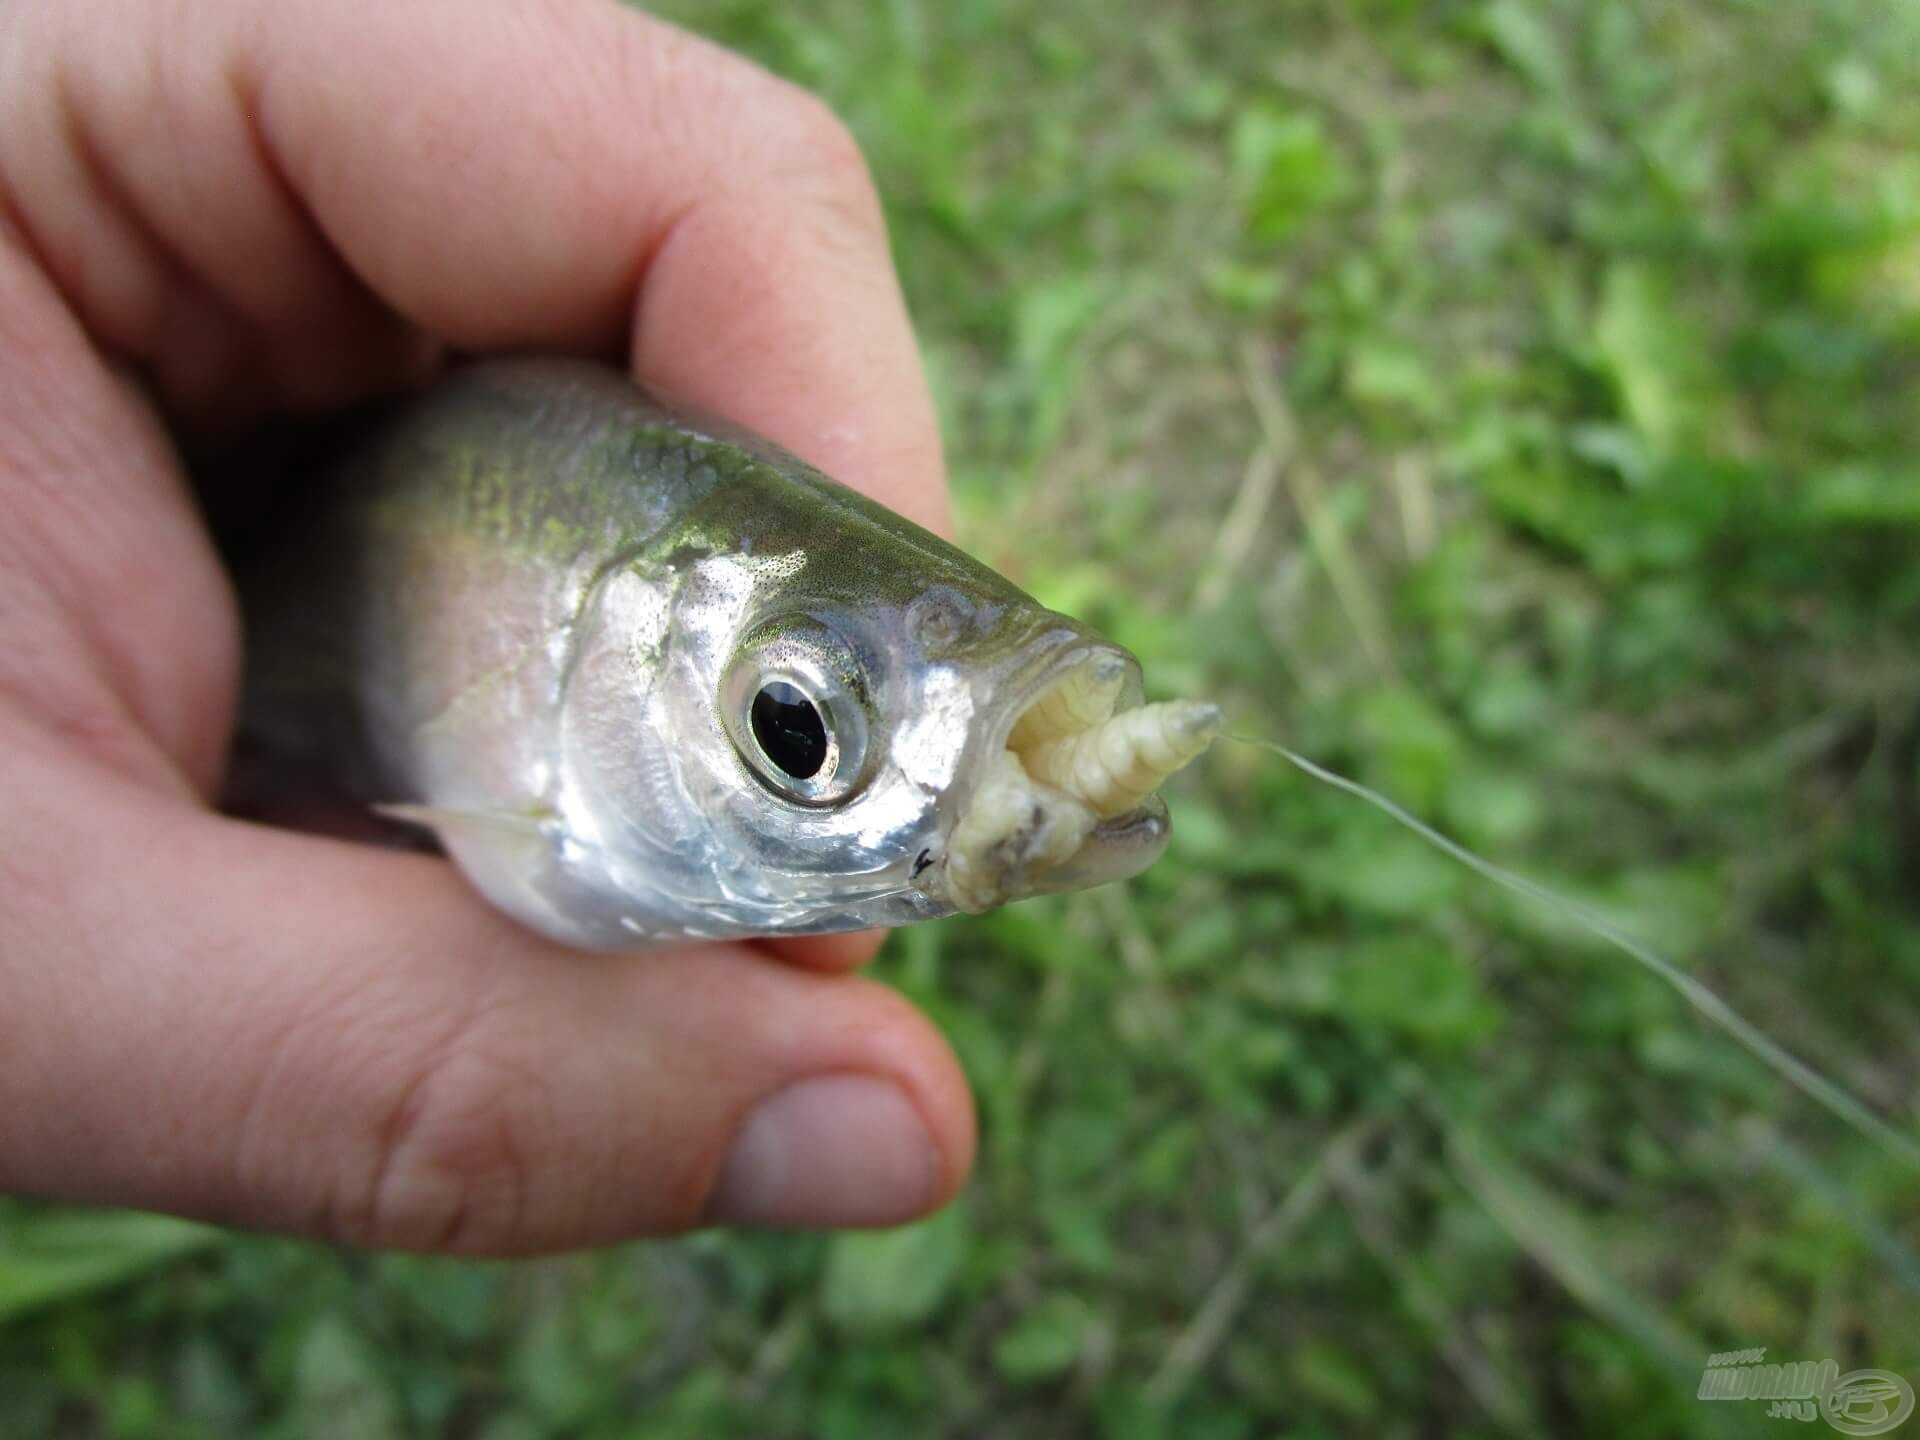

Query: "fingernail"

xmin=705 ymin=1074 xmax=939 ymax=1228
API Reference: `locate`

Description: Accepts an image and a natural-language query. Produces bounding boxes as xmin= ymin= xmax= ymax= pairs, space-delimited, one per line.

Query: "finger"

xmin=0 ymin=727 xmax=975 ymax=1253
xmin=0 ymin=215 xmax=235 ymax=795
xmin=763 ymin=930 xmax=890 ymax=972
xmin=1 ymin=0 xmax=950 ymax=533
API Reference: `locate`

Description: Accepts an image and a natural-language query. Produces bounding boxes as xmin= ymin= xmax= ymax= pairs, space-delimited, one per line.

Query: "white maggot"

xmin=1018 ymin=699 xmax=1222 ymax=818
xmin=943 ymin=750 xmax=1097 ymax=914
xmin=1007 ymin=653 xmax=1128 ymax=750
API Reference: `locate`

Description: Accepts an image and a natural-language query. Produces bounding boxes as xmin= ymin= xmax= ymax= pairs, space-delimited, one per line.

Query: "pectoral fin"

xmin=373 ymin=803 xmax=558 ymax=879
xmin=373 ymin=802 xmax=584 ymax=942
xmin=373 ymin=802 xmax=551 ymax=841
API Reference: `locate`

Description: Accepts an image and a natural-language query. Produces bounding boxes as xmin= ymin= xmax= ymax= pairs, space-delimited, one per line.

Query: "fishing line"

xmin=1225 ymin=732 xmax=1920 ymax=1172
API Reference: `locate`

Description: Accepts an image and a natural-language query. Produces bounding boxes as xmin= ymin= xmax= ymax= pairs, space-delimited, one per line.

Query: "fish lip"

xmin=1035 ymin=793 xmax=1172 ymax=893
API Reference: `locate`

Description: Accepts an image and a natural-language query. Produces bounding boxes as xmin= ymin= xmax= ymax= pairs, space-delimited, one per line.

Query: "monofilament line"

xmin=1226 ymin=733 xmax=1920 ymax=1171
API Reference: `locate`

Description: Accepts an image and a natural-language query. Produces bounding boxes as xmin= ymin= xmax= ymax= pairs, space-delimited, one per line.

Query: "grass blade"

xmin=0 ymin=1205 xmax=226 ymax=1326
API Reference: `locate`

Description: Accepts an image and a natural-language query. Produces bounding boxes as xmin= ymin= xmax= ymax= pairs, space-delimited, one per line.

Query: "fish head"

xmin=714 ymin=591 xmax=1171 ymax=910
xmin=554 ymin=456 xmax=1216 ymax=940
xmin=667 ymin=546 xmax=1213 ymax=933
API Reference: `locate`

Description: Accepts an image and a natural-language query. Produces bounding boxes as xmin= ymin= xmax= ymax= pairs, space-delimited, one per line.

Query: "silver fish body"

xmin=243 ymin=358 xmax=1215 ymax=947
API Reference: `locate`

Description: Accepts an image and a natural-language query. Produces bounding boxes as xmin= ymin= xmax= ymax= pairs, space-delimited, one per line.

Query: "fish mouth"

xmin=929 ymin=644 xmax=1220 ymax=915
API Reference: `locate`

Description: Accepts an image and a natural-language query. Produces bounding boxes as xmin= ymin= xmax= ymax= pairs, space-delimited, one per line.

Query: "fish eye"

xmin=722 ymin=619 xmax=871 ymax=805
xmin=750 ymin=680 xmax=828 ymax=780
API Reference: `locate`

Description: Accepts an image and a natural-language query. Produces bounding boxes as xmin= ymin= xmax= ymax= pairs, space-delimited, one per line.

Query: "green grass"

xmin=6 ymin=0 xmax=1920 ymax=1434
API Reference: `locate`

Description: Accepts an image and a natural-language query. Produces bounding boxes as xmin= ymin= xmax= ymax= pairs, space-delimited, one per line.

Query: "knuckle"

xmin=759 ymin=88 xmax=885 ymax=241
xmin=343 ymin=1019 xmax=557 ymax=1255
xmin=781 ymin=89 xmax=869 ymax=177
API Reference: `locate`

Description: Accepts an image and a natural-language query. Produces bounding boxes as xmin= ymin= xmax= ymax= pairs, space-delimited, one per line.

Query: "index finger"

xmin=0 ymin=0 xmax=950 ymax=532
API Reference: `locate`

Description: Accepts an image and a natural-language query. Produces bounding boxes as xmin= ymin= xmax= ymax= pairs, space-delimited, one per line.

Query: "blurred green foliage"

xmin=5 ymin=0 xmax=1920 ymax=1434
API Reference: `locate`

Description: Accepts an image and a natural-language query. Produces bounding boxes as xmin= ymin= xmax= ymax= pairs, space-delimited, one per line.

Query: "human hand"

xmin=0 ymin=0 xmax=973 ymax=1252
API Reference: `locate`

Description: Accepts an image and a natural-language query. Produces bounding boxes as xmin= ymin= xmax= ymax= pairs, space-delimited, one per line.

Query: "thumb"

xmin=0 ymin=733 xmax=975 ymax=1253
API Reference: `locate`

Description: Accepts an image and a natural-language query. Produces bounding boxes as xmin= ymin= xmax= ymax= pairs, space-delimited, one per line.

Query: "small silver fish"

xmin=242 ymin=358 xmax=1218 ymax=947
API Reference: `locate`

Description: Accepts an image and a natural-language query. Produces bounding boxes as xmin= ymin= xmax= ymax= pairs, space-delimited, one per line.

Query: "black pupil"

xmin=750 ymin=682 xmax=829 ymax=780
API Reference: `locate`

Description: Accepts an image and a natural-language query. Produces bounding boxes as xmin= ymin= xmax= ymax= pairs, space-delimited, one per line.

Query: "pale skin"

xmin=0 ymin=0 xmax=976 ymax=1252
